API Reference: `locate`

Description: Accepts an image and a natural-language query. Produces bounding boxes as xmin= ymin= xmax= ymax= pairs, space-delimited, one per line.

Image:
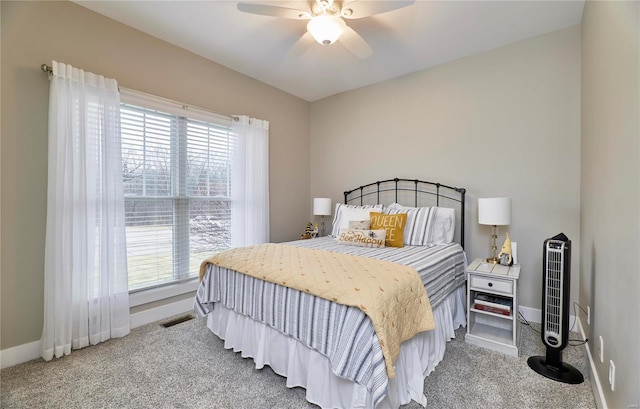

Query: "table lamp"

xmin=478 ymin=197 xmax=512 ymax=264
xmin=313 ymin=198 xmax=332 ymax=237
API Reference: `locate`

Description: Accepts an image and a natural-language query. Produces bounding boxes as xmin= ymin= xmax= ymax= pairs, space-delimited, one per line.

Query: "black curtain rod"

xmin=39 ymin=63 xmax=239 ymax=122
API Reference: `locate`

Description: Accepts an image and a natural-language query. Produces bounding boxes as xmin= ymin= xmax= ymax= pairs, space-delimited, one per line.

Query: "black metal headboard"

xmin=343 ymin=178 xmax=466 ymax=248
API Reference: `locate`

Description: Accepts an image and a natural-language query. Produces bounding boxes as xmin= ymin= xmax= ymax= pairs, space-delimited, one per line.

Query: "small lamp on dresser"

xmin=313 ymin=198 xmax=332 ymax=237
xmin=478 ymin=197 xmax=511 ymax=264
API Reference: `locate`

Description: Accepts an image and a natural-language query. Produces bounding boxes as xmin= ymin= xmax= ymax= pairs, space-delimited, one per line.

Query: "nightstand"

xmin=465 ymin=258 xmax=520 ymax=356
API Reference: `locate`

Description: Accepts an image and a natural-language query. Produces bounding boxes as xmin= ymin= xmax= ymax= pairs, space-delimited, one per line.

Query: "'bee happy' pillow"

xmin=337 ymin=228 xmax=386 ymax=248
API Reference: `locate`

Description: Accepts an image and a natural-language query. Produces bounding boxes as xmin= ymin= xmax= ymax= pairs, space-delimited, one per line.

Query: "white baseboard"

xmin=518 ymin=305 xmax=583 ymax=330
xmin=578 ymin=318 xmax=608 ymax=409
xmin=1 ymin=297 xmax=195 ymax=369
xmin=0 ymin=340 xmax=41 ymax=369
xmin=517 ymin=305 xmax=541 ymax=324
xmin=130 ymin=297 xmax=194 ymax=329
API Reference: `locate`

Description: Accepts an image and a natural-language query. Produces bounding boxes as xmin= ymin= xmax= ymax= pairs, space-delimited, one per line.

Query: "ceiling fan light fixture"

xmin=307 ymin=15 xmax=346 ymax=46
xmin=316 ymin=0 xmax=334 ymax=9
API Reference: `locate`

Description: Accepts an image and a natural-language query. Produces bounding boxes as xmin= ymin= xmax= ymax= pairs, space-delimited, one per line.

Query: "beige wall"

xmin=0 ymin=1 xmax=311 ymax=349
xmin=7 ymin=7 xmax=638 ymax=406
xmin=581 ymin=1 xmax=640 ymax=407
xmin=310 ymin=26 xmax=581 ymax=311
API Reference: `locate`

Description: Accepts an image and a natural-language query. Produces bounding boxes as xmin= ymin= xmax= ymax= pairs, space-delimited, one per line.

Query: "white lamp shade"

xmin=478 ymin=197 xmax=512 ymax=226
xmin=307 ymin=15 xmax=346 ymax=45
xmin=313 ymin=198 xmax=332 ymax=216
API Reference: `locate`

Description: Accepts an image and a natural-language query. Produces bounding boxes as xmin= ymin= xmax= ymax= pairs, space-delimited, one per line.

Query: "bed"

xmin=194 ymin=178 xmax=468 ymax=409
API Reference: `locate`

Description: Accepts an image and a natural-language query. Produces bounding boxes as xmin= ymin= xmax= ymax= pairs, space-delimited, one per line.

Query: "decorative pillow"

xmin=369 ymin=212 xmax=407 ymax=247
xmin=386 ymin=203 xmax=455 ymax=246
xmin=330 ymin=203 xmax=383 ymax=237
xmin=384 ymin=206 xmax=436 ymax=246
xmin=337 ymin=228 xmax=386 ymax=248
xmin=348 ymin=220 xmax=371 ymax=230
xmin=436 ymin=207 xmax=456 ymax=243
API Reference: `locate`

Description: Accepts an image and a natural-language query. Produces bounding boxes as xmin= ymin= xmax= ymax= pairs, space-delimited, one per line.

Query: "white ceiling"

xmin=74 ymin=0 xmax=584 ymax=102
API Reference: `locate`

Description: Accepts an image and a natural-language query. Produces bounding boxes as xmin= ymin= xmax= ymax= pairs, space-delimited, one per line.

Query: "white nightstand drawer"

xmin=469 ymin=275 xmax=512 ymax=294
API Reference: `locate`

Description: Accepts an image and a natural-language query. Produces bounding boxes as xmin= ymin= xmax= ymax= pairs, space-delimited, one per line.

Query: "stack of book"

xmin=473 ymin=293 xmax=512 ymax=316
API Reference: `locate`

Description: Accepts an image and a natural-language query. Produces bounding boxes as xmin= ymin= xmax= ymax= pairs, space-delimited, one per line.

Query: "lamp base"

xmin=485 ymin=257 xmax=500 ymax=264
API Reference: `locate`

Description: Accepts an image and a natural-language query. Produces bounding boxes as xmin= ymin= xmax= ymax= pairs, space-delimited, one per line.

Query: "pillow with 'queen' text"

xmin=369 ymin=212 xmax=407 ymax=247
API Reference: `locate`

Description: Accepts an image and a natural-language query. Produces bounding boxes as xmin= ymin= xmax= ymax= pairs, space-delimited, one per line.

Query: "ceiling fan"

xmin=237 ymin=0 xmax=415 ymax=59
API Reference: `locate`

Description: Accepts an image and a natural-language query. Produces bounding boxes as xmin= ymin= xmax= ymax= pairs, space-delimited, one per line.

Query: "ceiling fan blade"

xmin=339 ymin=25 xmax=372 ymax=59
xmin=237 ymin=2 xmax=311 ymax=19
xmin=341 ymin=0 xmax=415 ymax=19
xmin=286 ymin=32 xmax=315 ymax=60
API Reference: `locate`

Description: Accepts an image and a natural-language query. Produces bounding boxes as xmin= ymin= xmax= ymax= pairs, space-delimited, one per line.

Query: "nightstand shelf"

xmin=467 ymin=322 xmax=512 ymax=344
xmin=465 ymin=258 xmax=520 ymax=356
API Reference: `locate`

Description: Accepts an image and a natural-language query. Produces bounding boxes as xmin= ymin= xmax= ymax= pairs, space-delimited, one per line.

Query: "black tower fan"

xmin=527 ymin=233 xmax=584 ymax=384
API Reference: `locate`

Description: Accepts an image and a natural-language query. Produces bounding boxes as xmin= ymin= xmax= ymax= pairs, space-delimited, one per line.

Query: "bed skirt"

xmin=205 ymin=285 xmax=466 ymax=409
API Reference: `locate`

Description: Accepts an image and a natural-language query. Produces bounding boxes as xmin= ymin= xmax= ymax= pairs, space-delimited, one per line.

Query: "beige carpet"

xmin=1 ymin=315 xmax=597 ymax=409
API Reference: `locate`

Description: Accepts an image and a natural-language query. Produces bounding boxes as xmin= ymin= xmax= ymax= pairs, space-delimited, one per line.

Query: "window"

xmin=120 ymin=90 xmax=233 ymax=291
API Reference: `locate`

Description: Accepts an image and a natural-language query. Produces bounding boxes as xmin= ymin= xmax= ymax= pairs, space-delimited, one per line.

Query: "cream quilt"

xmin=199 ymin=243 xmax=435 ymax=378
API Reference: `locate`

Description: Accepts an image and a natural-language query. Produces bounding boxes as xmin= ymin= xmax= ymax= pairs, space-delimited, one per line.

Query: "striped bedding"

xmin=290 ymin=238 xmax=466 ymax=308
xmin=194 ymin=237 xmax=465 ymax=407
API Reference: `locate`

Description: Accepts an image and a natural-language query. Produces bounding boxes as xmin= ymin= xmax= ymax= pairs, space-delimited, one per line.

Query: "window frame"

xmin=120 ymin=88 xmax=234 ymax=299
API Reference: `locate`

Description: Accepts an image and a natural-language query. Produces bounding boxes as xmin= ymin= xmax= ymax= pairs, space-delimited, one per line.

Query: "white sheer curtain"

xmin=41 ymin=61 xmax=130 ymax=361
xmin=230 ymin=116 xmax=270 ymax=247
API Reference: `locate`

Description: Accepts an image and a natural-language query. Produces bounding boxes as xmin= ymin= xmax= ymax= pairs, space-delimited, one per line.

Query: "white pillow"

xmin=386 ymin=203 xmax=456 ymax=245
xmin=330 ymin=203 xmax=383 ymax=237
xmin=348 ymin=220 xmax=371 ymax=230
xmin=439 ymin=207 xmax=456 ymax=243
xmin=384 ymin=205 xmax=436 ymax=246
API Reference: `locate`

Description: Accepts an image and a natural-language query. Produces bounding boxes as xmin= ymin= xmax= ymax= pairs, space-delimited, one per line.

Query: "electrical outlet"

xmin=599 ymin=336 xmax=604 ymax=363
xmin=587 ymin=306 xmax=591 ymax=325
xmin=609 ymin=360 xmax=616 ymax=391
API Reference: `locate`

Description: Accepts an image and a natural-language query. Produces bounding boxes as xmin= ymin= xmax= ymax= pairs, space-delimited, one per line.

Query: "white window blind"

xmin=120 ymin=90 xmax=233 ymax=291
